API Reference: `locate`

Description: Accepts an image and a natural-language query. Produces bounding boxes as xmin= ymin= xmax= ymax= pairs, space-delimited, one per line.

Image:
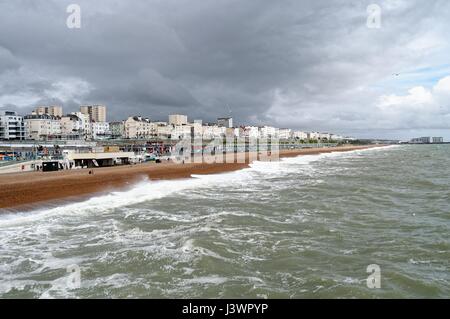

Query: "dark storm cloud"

xmin=1 ymin=0 xmax=450 ymax=139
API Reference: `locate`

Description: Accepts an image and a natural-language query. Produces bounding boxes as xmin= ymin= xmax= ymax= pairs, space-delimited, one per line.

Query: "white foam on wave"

xmin=0 ymin=145 xmax=400 ymax=226
xmin=0 ymin=174 xmax=238 ymax=227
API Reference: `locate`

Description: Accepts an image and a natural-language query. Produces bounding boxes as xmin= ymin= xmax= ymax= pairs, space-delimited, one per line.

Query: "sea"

xmin=0 ymin=145 xmax=448 ymax=298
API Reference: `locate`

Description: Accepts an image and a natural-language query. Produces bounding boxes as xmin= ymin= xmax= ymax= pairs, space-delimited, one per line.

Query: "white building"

xmin=202 ymin=125 xmax=215 ymax=139
xmin=330 ymin=134 xmax=344 ymax=141
xmin=191 ymin=121 xmax=203 ymax=138
xmin=410 ymin=136 xmax=444 ymax=144
xmin=225 ymin=127 xmax=240 ymax=138
xmin=308 ymin=132 xmax=320 ymax=140
xmin=293 ymin=131 xmax=308 ymax=140
xmin=24 ymin=114 xmax=62 ymax=141
xmin=233 ymin=127 xmax=240 ymax=138
xmin=318 ymin=133 xmax=331 ymax=141
xmin=259 ymin=126 xmax=279 ymax=138
xmin=153 ymin=122 xmax=171 ymax=139
xmin=217 ymin=117 xmax=233 ymax=128
xmin=91 ymin=122 xmax=110 ymax=140
xmin=169 ymin=114 xmax=188 ymax=126
xmin=0 ymin=111 xmax=25 ymax=140
xmin=278 ymin=128 xmax=292 ymax=139
xmin=240 ymin=126 xmax=259 ymax=139
xmin=124 ymin=116 xmax=154 ymax=139
xmin=171 ymin=124 xmax=192 ymax=139
xmin=410 ymin=137 xmax=432 ymax=144
xmin=203 ymin=124 xmax=226 ymax=139
xmin=60 ymin=113 xmax=90 ymax=140
xmin=73 ymin=112 xmax=92 ymax=139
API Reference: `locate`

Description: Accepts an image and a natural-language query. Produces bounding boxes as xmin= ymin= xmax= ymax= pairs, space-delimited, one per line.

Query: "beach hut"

xmin=42 ymin=162 xmax=59 ymax=172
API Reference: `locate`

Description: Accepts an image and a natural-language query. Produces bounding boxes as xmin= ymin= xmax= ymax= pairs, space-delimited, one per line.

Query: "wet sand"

xmin=0 ymin=145 xmax=381 ymax=211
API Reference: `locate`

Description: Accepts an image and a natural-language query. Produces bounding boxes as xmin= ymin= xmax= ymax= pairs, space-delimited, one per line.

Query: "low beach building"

xmin=63 ymin=149 xmax=136 ymax=168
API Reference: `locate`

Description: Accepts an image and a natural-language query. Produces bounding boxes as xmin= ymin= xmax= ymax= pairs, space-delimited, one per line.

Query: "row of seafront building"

xmin=0 ymin=105 xmax=348 ymax=142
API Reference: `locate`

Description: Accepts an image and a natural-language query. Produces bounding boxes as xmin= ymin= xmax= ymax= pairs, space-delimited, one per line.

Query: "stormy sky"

xmin=1 ymin=0 xmax=450 ymax=140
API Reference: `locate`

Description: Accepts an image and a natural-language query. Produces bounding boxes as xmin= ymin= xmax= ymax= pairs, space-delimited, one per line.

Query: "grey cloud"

xmin=0 ymin=0 xmax=450 ymax=139
xmin=0 ymin=47 xmax=20 ymax=73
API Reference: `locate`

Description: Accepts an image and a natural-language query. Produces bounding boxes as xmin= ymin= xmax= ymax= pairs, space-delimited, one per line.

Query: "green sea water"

xmin=0 ymin=145 xmax=449 ymax=298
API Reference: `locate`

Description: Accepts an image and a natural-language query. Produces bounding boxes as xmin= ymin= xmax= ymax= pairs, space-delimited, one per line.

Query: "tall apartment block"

xmin=80 ymin=105 xmax=107 ymax=122
xmin=34 ymin=106 xmax=63 ymax=117
xmin=169 ymin=114 xmax=188 ymax=126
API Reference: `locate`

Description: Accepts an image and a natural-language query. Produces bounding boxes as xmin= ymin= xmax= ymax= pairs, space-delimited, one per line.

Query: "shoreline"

xmin=0 ymin=145 xmax=383 ymax=211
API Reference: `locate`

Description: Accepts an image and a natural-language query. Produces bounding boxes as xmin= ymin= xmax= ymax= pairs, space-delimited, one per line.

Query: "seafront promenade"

xmin=0 ymin=140 xmax=341 ymax=174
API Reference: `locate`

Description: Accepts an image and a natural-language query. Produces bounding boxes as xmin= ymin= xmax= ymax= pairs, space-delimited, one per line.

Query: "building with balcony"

xmin=124 ymin=116 xmax=154 ymax=139
xmin=60 ymin=113 xmax=89 ymax=140
xmin=24 ymin=114 xmax=62 ymax=141
xmin=0 ymin=111 xmax=25 ymax=140
xmin=110 ymin=121 xmax=125 ymax=139
xmin=91 ymin=122 xmax=111 ymax=140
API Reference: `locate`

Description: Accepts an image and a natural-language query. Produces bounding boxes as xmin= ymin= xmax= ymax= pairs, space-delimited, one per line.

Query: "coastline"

xmin=0 ymin=145 xmax=382 ymax=211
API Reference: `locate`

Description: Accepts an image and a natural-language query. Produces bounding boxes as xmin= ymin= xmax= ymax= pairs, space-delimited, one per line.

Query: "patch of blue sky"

xmin=371 ymin=63 xmax=450 ymax=92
